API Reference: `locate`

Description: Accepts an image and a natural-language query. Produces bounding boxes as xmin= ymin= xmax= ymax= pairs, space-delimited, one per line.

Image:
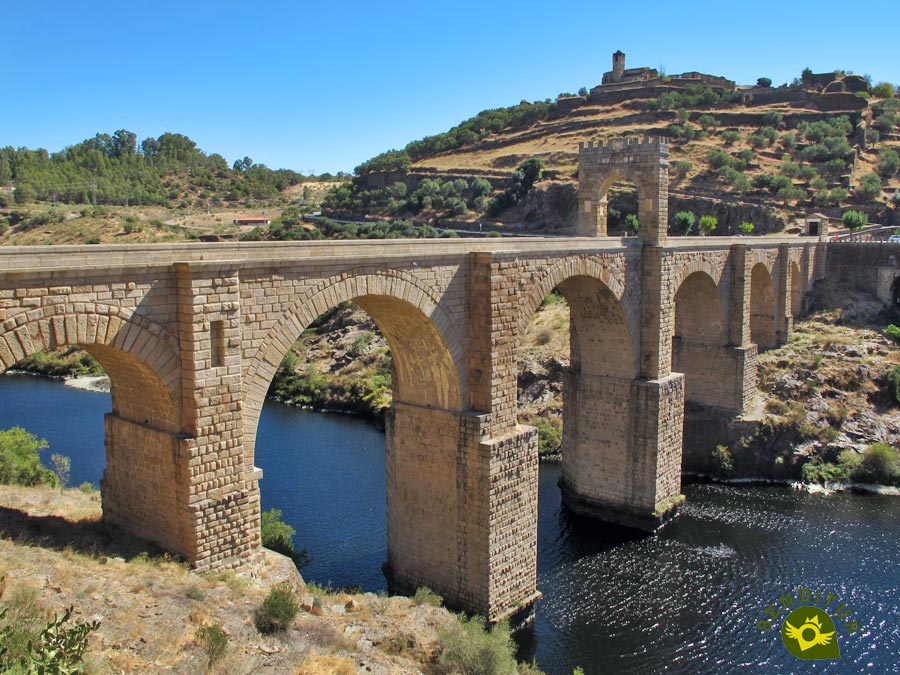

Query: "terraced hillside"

xmin=330 ymin=75 xmax=900 ymax=234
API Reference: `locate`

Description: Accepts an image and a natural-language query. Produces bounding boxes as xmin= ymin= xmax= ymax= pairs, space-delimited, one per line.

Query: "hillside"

xmin=329 ymin=65 xmax=900 ymax=234
xmin=0 ymin=131 xmax=342 ymax=245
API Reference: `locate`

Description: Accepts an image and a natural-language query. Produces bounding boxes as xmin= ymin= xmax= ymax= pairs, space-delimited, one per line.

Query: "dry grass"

xmin=0 ymin=485 xmax=457 ymax=673
xmin=294 ymin=653 xmax=357 ymax=675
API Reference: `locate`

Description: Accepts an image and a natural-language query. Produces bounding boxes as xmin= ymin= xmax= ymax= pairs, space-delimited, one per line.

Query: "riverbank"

xmin=0 ymin=484 xmax=545 ymax=674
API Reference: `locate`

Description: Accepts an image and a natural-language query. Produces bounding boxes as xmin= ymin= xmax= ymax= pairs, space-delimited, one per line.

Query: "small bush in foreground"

xmin=254 ymin=583 xmax=299 ymax=634
xmin=413 ymin=586 xmax=443 ymax=607
xmin=436 ymin=615 xmax=519 ymax=675
xmin=1 ymin=604 xmax=100 ymax=674
xmin=195 ymin=624 xmax=228 ymax=664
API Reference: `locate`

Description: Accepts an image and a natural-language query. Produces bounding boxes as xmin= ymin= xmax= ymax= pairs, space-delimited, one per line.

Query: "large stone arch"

xmin=750 ymin=262 xmax=777 ymax=350
xmin=671 ymin=271 xmax=732 ymax=410
xmin=243 ymin=269 xmax=466 ymax=462
xmin=518 ymin=256 xmax=634 ymax=353
xmin=577 ymin=136 xmax=669 ymax=243
xmin=0 ymin=304 xmax=180 ymax=432
xmin=673 ymin=271 xmax=726 ymax=344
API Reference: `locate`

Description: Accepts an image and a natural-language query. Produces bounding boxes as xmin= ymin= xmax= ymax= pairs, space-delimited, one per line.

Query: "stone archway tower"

xmin=577 ymin=136 xmax=669 ymax=244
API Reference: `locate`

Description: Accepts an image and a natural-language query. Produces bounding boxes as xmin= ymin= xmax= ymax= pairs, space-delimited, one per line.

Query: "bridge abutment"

xmin=385 ymin=402 xmax=539 ymax=622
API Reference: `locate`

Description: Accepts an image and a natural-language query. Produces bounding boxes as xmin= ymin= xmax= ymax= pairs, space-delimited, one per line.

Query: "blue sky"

xmin=5 ymin=1 xmax=898 ymax=174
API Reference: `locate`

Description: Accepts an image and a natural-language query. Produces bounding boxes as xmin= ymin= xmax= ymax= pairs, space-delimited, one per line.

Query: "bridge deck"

xmin=0 ymin=236 xmax=808 ymax=273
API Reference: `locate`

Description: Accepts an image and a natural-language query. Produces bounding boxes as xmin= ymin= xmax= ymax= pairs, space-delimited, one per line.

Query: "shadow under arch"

xmin=750 ymin=262 xmax=777 ymax=351
xmin=243 ymin=270 xmax=466 ymax=465
xmin=672 ymin=270 xmax=729 ymax=409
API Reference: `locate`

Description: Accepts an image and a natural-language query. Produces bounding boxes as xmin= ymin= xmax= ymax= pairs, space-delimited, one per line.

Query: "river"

xmin=0 ymin=374 xmax=898 ymax=674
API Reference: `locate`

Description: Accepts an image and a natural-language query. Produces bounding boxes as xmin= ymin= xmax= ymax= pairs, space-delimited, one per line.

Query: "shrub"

xmin=739 ymin=221 xmax=755 ymax=235
xmin=762 ymin=111 xmax=783 ymax=127
xmin=673 ymin=160 xmax=693 ymax=177
xmin=0 ymin=605 xmax=100 ymax=674
xmin=887 ymin=364 xmax=900 ymax=402
xmin=721 ymin=130 xmax=742 ymax=145
xmin=710 ymin=445 xmax=733 ymax=477
xmin=856 ymin=443 xmax=900 ymax=484
xmin=873 ymin=82 xmax=896 ymax=99
xmin=0 ymin=427 xmax=57 ymax=487
xmin=536 ymin=420 xmax=562 ymax=456
xmin=195 ymin=624 xmax=228 ymax=664
xmin=260 ymin=508 xmax=309 ymax=568
xmin=857 ymin=173 xmax=883 ymax=201
xmin=697 ymin=114 xmax=719 ymax=130
xmin=50 ymin=453 xmax=70 ymax=490
xmin=413 ymin=586 xmax=443 ymax=607
xmin=878 ymin=148 xmax=900 ymax=179
xmin=674 ymin=211 xmax=695 ymax=235
xmin=436 ymin=615 xmax=519 ymax=675
xmin=699 ymin=215 xmax=717 ymax=235
xmin=624 ymin=213 xmax=639 ymax=235
xmin=254 ymin=583 xmax=299 ymax=634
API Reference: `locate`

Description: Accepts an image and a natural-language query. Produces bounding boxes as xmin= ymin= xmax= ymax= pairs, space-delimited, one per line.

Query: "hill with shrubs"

xmin=326 ymin=67 xmax=900 ymax=235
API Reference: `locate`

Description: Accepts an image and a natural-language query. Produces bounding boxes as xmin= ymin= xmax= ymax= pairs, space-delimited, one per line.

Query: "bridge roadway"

xmin=0 ymin=235 xmax=825 ymax=621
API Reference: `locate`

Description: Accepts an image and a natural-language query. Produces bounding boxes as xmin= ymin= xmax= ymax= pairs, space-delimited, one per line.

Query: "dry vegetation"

xmin=0 ymin=485 xmax=459 ymax=674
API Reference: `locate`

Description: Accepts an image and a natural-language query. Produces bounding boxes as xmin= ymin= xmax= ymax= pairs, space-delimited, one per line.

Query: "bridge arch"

xmin=673 ymin=271 xmax=726 ymax=344
xmin=750 ymin=262 xmax=777 ymax=350
xmin=518 ymin=256 xmax=634 ymax=347
xmin=671 ymin=271 xmax=731 ymax=410
xmin=0 ymin=305 xmax=180 ymax=431
xmin=244 ymin=269 xmax=466 ymax=461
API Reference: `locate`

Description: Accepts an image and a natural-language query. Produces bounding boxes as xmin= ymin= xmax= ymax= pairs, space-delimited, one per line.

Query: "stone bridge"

xmin=0 ymin=233 xmax=824 ymax=622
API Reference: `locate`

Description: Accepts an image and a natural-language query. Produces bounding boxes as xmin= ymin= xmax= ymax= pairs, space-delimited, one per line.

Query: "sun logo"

xmin=781 ymin=607 xmax=841 ymax=660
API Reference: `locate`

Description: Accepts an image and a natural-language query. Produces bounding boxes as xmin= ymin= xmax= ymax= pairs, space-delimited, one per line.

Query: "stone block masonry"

xmin=0 ymin=226 xmax=826 ymax=622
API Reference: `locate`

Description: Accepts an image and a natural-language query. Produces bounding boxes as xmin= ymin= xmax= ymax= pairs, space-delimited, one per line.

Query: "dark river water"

xmin=1 ymin=374 xmax=898 ymax=674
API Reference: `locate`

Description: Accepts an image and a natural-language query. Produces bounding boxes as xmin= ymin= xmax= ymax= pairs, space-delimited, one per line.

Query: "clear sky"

xmin=5 ymin=1 xmax=898 ymax=174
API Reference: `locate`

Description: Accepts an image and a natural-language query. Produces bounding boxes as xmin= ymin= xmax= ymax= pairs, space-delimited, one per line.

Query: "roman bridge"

xmin=0 ymin=234 xmax=824 ymax=621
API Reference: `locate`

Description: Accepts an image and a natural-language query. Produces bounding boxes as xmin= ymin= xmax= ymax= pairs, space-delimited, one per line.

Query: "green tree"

xmin=857 ymin=173 xmax=883 ymax=201
xmin=0 ymin=427 xmax=55 ymax=487
xmin=757 ymin=77 xmax=772 ymax=87
xmin=471 ymin=178 xmax=492 ymax=198
xmin=699 ymin=215 xmax=718 ymax=235
xmin=873 ymin=82 xmax=896 ymax=99
xmin=697 ymin=114 xmax=719 ymax=130
xmin=878 ymin=148 xmax=899 ymax=179
xmin=673 ymin=160 xmax=692 ymax=177
xmin=624 ymin=213 xmax=639 ymax=235
xmin=674 ymin=211 xmax=696 ymax=235
xmin=842 ymin=210 xmax=869 ymax=231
